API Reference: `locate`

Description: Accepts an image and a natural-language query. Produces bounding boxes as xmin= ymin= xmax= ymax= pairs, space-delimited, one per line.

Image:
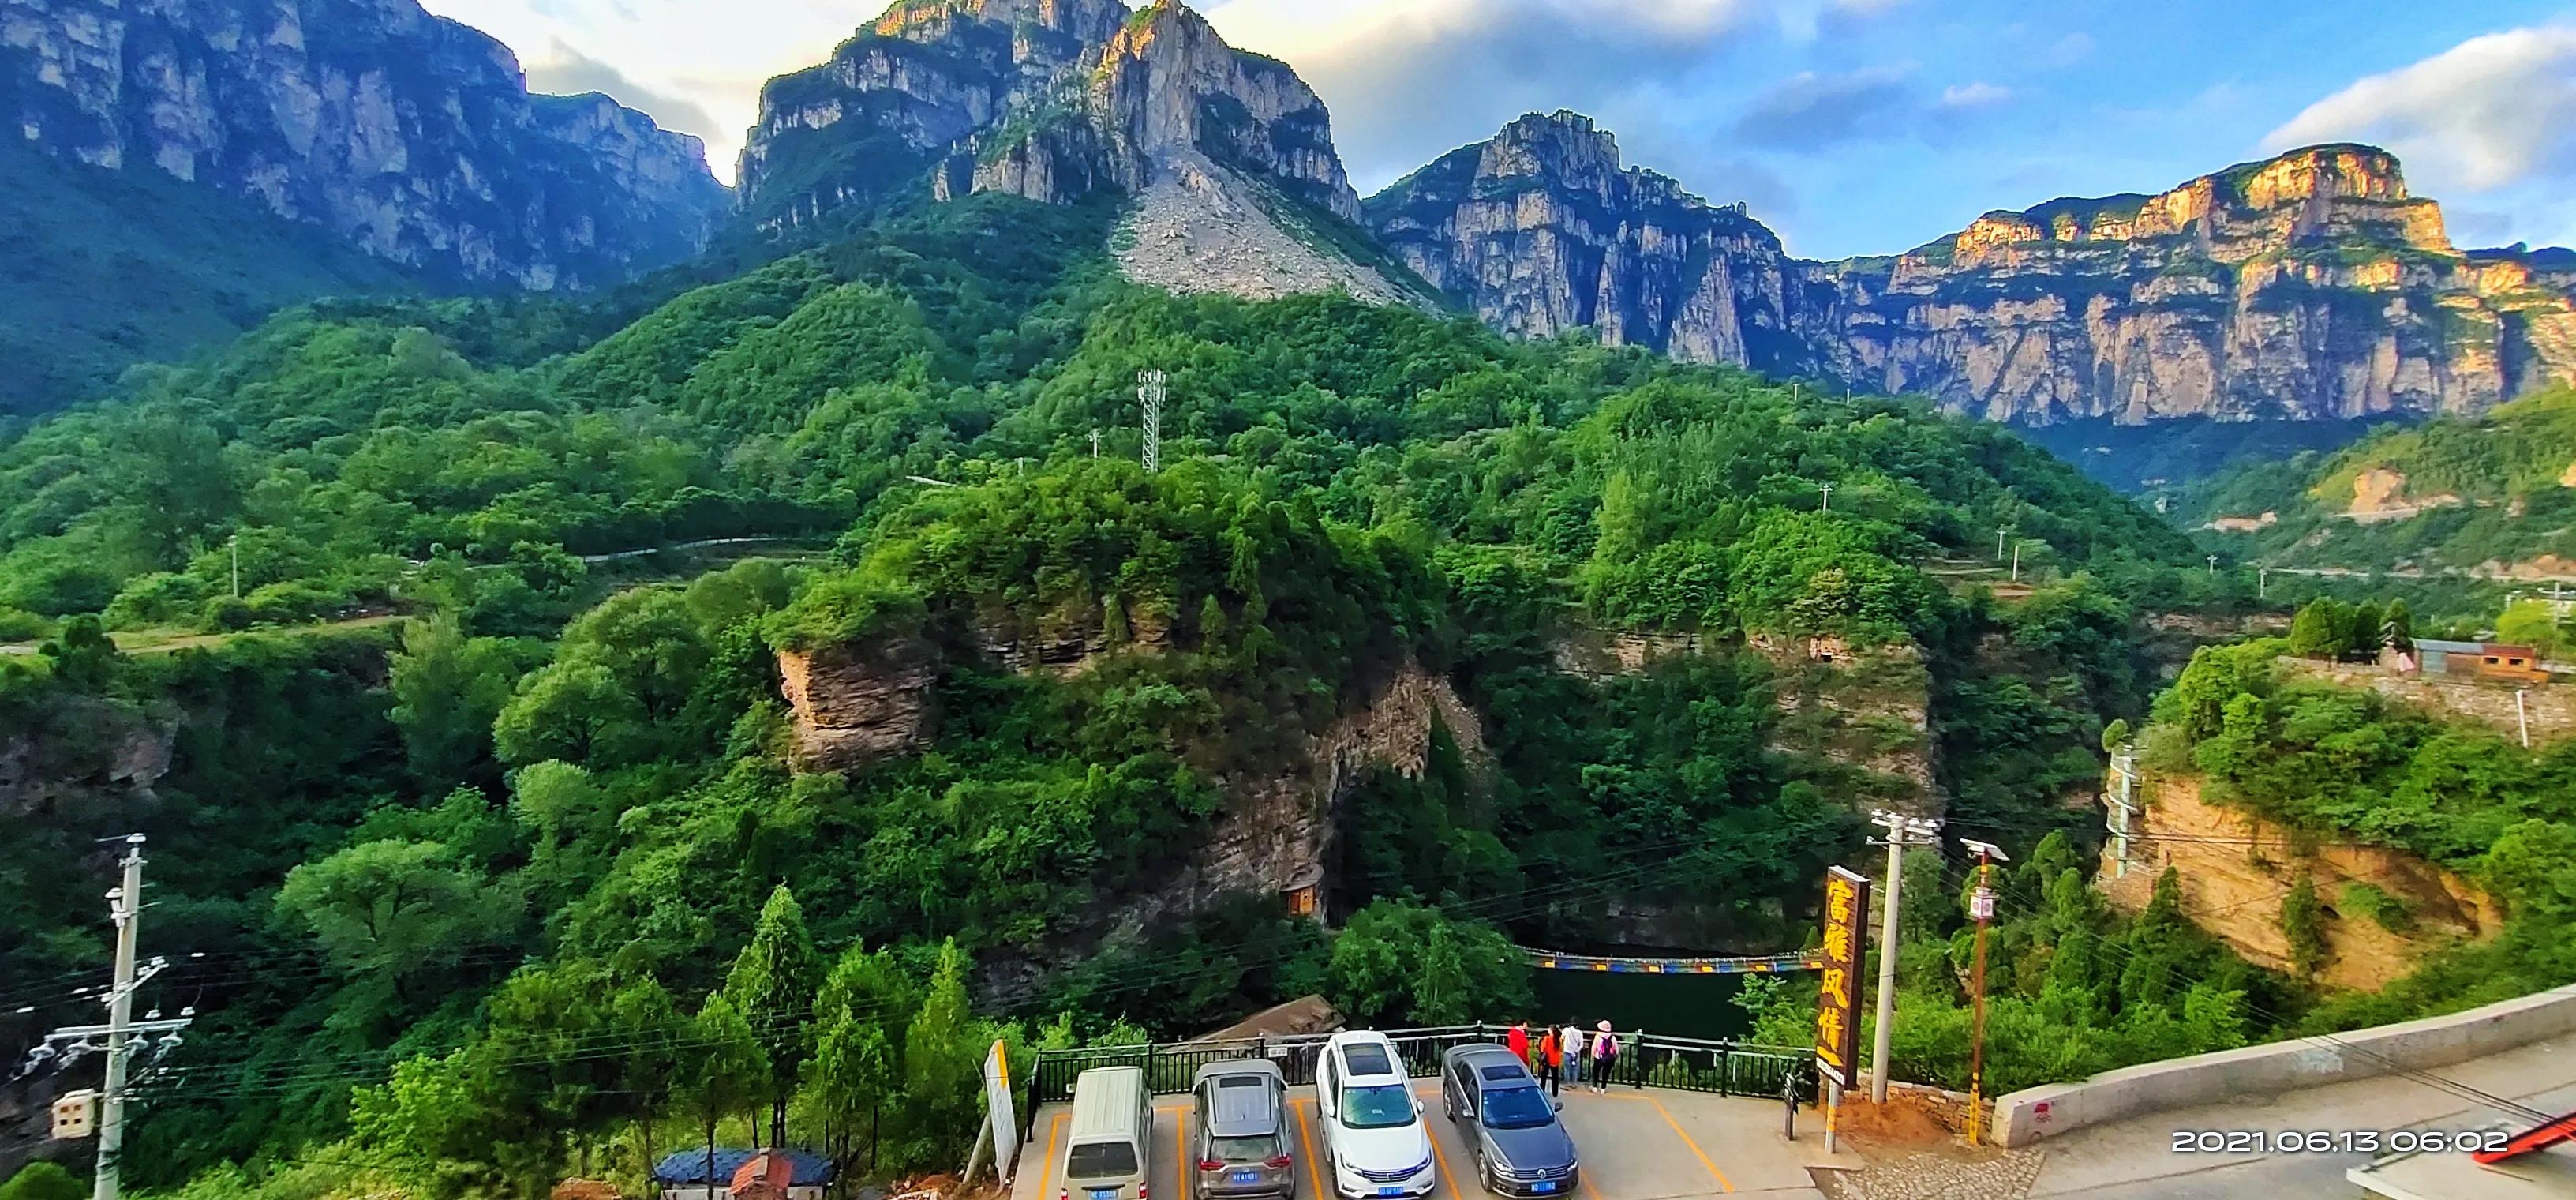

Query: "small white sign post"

xmin=984 ymin=1040 xmax=1021 ymax=1183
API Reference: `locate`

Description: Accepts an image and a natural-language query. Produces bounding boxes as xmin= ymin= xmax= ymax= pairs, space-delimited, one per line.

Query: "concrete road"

xmin=1017 ymin=1078 xmax=1844 ymax=1200
xmin=2025 ymin=1032 xmax=2576 ymax=1198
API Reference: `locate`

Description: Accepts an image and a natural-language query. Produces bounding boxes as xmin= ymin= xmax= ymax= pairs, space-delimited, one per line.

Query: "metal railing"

xmin=1026 ymin=1025 xmax=1812 ymax=1111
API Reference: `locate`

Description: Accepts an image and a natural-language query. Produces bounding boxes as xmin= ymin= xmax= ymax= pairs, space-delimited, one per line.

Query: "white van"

xmin=1062 ymin=1066 xmax=1152 ymax=1200
xmin=1313 ymin=1032 xmax=1433 ymax=1200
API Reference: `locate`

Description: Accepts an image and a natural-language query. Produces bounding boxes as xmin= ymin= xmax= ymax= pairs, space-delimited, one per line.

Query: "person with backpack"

xmin=1589 ymin=1020 xmax=1619 ymax=1093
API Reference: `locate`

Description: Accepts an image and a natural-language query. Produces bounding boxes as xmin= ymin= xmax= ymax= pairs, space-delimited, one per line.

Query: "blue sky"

xmin=420 ymin=0 xmax=2576 ymax=259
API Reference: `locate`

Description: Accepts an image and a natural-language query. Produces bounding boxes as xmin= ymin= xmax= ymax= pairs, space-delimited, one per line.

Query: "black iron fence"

xmin=1027 ymin=1025 xmax=1810 ymax=1111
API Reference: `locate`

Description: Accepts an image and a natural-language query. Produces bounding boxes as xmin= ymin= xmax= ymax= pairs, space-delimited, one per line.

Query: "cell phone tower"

xmin=1136 ymin=369 xmax=1166 ymax=474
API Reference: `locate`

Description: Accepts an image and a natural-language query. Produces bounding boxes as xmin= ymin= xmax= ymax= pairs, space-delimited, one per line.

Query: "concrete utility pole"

xmin=1820 ymin=482 xmax=1834 ymax=513
xmin=2207 ymin=554 xmax=2220 ymax=577
xmin=229 ymin=536 xmax=240 ymax=599
xmin=2106 ymin=747 xmax=2139 ymax=879
xmin=1136 ymin=370 xmax=1166 ymax=474
xmin=1088 ymin=428 xmax=1102 ymax=459
xmin=1960 ymin=839 xmax=2009 ymax=1146
xmin=1866 ymin=810 xmax=1941 ymax=1104
xmin=2518 ymin=690 xmax=2532 ymax=750
xmin=1997 ymin=527 xmax=2009 ymax=563
xmin=96 ymin=836 xmax=143 ymax=1200
xmin=2011 ymin=541 xmax=2024 ymax=584
xmin=2260 ymin=568 xmax=2270 ymax=602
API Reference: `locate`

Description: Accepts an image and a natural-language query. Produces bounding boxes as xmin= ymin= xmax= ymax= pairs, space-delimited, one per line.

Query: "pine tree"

xmin=680 ymin=994 xmax=767 ymax=1182
xmin=724 ymin=886 xmax=822 ymax=1147
xmin=2281 ymin=874 xmax=2327 ymax=979
xmin=902 ymin=940 xmax=981 ymax=1166
xmin=2288 ymin=599 xmax=2338 ymax=659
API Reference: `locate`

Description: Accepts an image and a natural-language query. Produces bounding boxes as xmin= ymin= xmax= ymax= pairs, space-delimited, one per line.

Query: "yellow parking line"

xmin=1039 ymin=1112 xmax=1067 ymax=1200
xmin=1176 ymin=1107 xmax=1191 ymax=1200
xmin=1646 ymin=1094 xmax=1733 ymax=1194
xmin=1294 ymin=1099 xmax=1326 ymax=1200
xmin=1424 ymin=1112 xmax=1462 ymax=1200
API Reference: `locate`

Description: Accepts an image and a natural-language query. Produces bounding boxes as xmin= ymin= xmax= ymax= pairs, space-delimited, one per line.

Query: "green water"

xmin=1526 ymin=968 xmax=1752 ymax=1041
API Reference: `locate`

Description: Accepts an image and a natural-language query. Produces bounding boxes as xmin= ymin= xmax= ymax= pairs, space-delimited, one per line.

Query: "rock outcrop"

xmin=777 ymin=637 xmax=937 ymax=772
xmin=1806 ymin=145 xmax=2576 ymax=425
xmin=739 ymin=0 xmax=1417 ymax=302
xmin=1367 ymin=111 xmax=1819 ymax=373
xmin=1370 ymin=118 xmax=2576 ymax=427
xmin=2102 ymin=773 xmax=2499 ymax=992
xmin=1 ymin=0 xmax=731 ymax=288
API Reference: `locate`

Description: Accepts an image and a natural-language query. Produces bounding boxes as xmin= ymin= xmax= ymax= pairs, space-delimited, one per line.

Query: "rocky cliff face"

xmin=1 ymin=0 xmax=731 ymax=288
xmin=1372 ymin=121 xmax=2576 ymax=426
xmin=1807 ymin=145 xmax=2576 ymax=424
xmin=1367 ymin=111 xmax=1819 ymax=373
xmin=740 ymin=0 xmax=1417 ymax=302
xmin=2102 ymin=773 xmax=2499 ymax=992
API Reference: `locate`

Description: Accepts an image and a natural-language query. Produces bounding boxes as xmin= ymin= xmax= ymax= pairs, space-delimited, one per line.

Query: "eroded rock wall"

xmin=2101 ymin=773 xmax=2499 ymax=992
xmin=2 ymin=0 xmax=731 ymax=287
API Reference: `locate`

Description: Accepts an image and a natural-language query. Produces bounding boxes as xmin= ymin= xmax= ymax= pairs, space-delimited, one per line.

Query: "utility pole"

xmin=2518 ymin=690 xmax=2532 ymax=750
xmin=1136 ymin=370 xmax=1166 ymax=474
xmin=2106 ymin=747 xmax=2139 ymax=879
xmin=1996 ymin=526 xmax=2009 ymax=563
xmin=2259 ymin=568 xmax=2270 ymax=602
xmin=2011 ymin=541 xmax=2024 ymax=584
xmin=1820 ymin=482 xmax=1834 ymax=513
xmin=2207 ymin=554 xmax=2219 ymax=577
xmin=1866 ymin=810 xmax=1941 ymax=1104
xmin=229 ymin=535 xmax=240 ymax=599
xmin=1960 ymin=840 xmax=2009 ymax=1146
xmin=1088 ymin=429 xmax=1102 ymax=459
xmin=97 ymin=835 xmax=143 ymax=1200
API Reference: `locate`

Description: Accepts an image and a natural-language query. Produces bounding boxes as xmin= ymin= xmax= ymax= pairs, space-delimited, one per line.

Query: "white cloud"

xmin=418 ymin=0 xmax=895 ymax=181
xmin=1938 ymin=81 xmax=2010 ymax=109
xmin=2264 ymin=27 xmax=2576 ymax=192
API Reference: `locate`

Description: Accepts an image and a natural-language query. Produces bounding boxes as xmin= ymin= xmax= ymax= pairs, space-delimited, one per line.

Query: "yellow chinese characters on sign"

xmin=1814 ymin=865 xmax=1871 ymax=1086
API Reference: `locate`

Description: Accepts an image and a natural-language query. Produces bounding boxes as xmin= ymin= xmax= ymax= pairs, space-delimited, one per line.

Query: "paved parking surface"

xmin=1013 ymin=1080 xmax=1836 ymax=1200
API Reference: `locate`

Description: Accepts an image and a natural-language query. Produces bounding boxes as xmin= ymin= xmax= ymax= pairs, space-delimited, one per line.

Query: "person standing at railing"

xmin=1589 ymin=1021 xmax=1619 ymax=1093
xmin=1559 ymin=1021 xmax=1586 ymax=1087
xmin=1506 ymin=1018 xmax=1530 ymax=1065
xmin=1538 ymin=1026 xmax=1564 ymax=1096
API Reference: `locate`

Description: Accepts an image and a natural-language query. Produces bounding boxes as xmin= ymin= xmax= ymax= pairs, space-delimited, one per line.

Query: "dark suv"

xmin=1439 ymin=1046 xmax=1578 ymax=1197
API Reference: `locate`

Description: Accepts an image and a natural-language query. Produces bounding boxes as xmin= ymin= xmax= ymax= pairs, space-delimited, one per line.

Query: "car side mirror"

xmin=1415 ymin=1099 xmax=1425 ymax=1114
xmin=1551 ymin=1097 xmax=1563 ymax=1114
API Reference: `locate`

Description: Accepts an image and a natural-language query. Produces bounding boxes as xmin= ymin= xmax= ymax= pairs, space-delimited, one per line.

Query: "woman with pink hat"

xmin=1588 ymin=1020 xmax=1619 ymax=1093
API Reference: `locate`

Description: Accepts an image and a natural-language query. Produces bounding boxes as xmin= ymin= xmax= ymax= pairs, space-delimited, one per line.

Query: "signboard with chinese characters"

xmin=1814 ymin=866 xmax=1871 ymax=1087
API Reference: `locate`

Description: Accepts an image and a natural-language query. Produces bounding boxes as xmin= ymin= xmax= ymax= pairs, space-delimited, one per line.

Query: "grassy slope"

xmin=0 ymin=137 xmax=424 ymax=418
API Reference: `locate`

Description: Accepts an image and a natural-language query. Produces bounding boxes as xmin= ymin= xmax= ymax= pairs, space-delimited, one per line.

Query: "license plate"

xmin=1376 ymin=1188 xmax=1404 ymax=1197
xmin=1230 ymin=1172 xmax=1260 ymax=1184
xmin=1090 ymin=1191 xmax=1115 ymax=1200
xmin=1532 ymin=1183 xmax=1557 ymax=1194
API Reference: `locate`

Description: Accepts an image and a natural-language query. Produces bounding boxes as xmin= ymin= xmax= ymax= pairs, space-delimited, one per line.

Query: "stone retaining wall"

xmin=1992 ymin=982 xmax=2576 ymax=1146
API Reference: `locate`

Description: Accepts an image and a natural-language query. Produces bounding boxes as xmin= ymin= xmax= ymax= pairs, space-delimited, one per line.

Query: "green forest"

xmin=6 ymin=189 xmax=2548 ymax=1200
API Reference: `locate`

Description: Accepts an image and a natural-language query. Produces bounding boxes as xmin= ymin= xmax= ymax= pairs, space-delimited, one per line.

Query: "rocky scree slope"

xmin=1 ymin=0 xmax=732 ymax=288
xmin=1369 ymin=121 xmax=2576 ymax=428
xmin=737 ymin=0 xmax=1421 ymax=302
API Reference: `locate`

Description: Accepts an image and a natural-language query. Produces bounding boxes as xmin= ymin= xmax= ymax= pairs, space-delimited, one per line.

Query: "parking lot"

xmin=1013 ymin=1078 xmax=1839 ymax=1200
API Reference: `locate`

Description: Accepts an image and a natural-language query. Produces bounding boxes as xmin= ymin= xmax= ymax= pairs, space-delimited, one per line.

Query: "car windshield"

xmin=1339 ymin=1082 xmax=1417 ymax=1129
xmin=1481 ymin=1086 xmax=1554 ymax=1130
xmin=1068 ymin=1141 xmax=1140 ymax=1177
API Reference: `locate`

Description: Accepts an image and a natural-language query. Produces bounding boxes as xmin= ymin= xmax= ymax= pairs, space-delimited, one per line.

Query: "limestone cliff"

xmin=1807 ymin=145 xmax=2576 ymax=424
xmin=1372 ymin=118 xmax=2576 ymax=426
xmin=1367 ymin=111 xmax=1819 ymax=373
xmin=0 ymin=0 xmax=730 ymax=288
xmin=2102 ymin=773 xmax=2499 ymax=992
xmin=739 ymin=0 xmax=1416 ymax=302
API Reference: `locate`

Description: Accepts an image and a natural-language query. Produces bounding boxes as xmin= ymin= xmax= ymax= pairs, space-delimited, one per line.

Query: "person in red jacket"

xmin=1506 ymin=1018 xmax=1531 ymax=1064
xmin=1538 ymin=1027 xmax=1564 ymax=1096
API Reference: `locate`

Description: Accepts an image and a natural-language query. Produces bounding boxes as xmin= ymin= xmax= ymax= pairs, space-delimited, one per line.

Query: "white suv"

xmin=1314 ymin=1032 xmax=1435 ymax=1200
